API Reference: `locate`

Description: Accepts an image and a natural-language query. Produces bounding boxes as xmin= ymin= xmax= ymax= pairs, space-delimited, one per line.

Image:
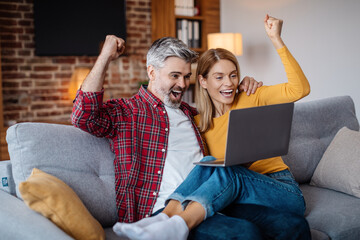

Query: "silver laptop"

xmin=194 ymin=102 xmax=294 ymax=167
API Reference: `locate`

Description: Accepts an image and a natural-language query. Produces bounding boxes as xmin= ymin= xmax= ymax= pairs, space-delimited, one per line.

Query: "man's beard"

xmin=154 ymin=85 xmax=184 ymax=109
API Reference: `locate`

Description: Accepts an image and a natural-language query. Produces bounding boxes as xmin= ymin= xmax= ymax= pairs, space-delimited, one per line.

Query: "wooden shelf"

xmin=175 ymin=15 xmax=205 ymax=21
xmin=151 ymin=0 xmax=220 ymax=53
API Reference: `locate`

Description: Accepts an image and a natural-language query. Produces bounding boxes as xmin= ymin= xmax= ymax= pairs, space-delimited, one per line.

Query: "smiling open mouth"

xmin=220 ymin=89 xmax=234 ymax=97
xmin=171 ymin=90 xmax=183 ymax=100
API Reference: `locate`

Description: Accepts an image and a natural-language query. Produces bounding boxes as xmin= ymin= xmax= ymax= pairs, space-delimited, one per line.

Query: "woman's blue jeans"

xmin=167 ymin=161 xmax=305 ymax=219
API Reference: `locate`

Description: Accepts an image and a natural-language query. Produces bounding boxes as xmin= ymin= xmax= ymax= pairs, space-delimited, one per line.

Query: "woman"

xmin=114 ymin=15 xmax=310 ymax=240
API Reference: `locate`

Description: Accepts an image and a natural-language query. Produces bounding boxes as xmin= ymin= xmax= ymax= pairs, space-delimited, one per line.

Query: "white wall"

xmin=221 ymin=0 xmax=360 ymax=115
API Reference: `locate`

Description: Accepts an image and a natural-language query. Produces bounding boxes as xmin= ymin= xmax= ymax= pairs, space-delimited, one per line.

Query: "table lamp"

xmin=207 ymin=33 xmax=243 ymax=56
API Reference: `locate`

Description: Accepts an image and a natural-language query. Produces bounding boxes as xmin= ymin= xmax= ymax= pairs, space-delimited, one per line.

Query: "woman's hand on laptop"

xmin=238 ymin=76 xmax=263 ymax=96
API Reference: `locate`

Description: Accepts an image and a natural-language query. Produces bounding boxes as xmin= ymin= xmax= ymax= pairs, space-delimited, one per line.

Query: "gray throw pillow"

xmin=310 ymin=127 xmax=360 ymax=198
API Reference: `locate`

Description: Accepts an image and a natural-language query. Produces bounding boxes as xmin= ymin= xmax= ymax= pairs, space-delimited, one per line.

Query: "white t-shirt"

xmin=152 ymin=105 xmax=204 ymax=213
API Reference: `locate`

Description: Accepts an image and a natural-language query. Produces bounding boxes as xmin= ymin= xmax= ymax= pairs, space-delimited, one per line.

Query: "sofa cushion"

xmin=301 ymin=184 xmax=360 ymax=240
xmin=310 ymin=229 xmax=329 ymax=240
xmin=19 ymin=168 xmax=105 ymax=240
xmin=6 ymin=122 xmax=118 ymax=227
xmin=104 ymin=228 xmax=126 ymax=240
xmin=283 ymin=96 xmax=359 ymax=183
xmin=310 ymin=127 xmax=360 ymax=198
xmin=0 ymin=190 xmax=73 ymax=240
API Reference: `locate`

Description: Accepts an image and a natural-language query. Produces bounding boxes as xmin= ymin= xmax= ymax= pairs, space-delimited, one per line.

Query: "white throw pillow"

xmin=310 ymin=127 xmax=360 ymax=198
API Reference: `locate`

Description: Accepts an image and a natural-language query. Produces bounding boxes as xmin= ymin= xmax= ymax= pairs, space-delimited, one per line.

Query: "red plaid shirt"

xmin=72 ymin=86 xmax=206 ymax=223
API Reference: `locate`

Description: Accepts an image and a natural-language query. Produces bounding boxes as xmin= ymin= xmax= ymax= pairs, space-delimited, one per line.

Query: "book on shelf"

xmin=175 ymin=0 xmax=196 ymax=16
xmin=181 ymin=19 xmax=188 ymax=46
xmin=176 ymin=19 xmax=201 ymax=49
xmin=193 ymin=20 xmax=200 ymax=48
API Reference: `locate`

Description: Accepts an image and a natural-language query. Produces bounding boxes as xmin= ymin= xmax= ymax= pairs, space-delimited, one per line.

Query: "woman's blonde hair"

xmin=195 ymin=48 xmax=240 ymax=133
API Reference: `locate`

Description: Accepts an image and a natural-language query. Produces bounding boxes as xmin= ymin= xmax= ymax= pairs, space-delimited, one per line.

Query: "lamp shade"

xmin=207 ymin=33 xmax=243 ymax=56
xmin=68 ymin=68 xmax=90 ymax=100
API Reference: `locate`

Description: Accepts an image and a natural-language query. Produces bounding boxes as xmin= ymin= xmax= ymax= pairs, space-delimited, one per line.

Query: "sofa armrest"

xmin=0 ymin=190 xmax=73 ymax=240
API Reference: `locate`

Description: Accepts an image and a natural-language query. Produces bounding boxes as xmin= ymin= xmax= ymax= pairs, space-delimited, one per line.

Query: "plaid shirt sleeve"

xmin=71 ymin=89 xmax=131 ymax=138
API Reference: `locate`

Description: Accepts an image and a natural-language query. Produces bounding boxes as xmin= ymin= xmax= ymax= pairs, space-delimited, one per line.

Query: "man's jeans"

xmin=168 ymin=164 xmax=305 ymax=218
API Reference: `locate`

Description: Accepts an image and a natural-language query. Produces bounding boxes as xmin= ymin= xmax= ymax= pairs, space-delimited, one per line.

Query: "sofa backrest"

xmin=6 ymin=96 xmax=359 ymax=224
xmin=283 ymin=96 xmax=359 ymax=183
xmin=6 ymin=123 xmax=118 ymax=227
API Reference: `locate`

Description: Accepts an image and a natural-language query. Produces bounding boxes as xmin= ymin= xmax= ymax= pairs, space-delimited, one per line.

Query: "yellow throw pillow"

xmin=19 ymin=168 xmax=105 ymax=240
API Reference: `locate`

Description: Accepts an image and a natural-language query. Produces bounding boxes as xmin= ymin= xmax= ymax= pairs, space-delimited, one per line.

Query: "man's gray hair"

xmin=146 ymin=37 xmax=198 ymax=69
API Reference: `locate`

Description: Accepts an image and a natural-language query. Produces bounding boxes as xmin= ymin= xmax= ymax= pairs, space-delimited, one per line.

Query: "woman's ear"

xmin=147 ymin=65 xmax=156 ymax=82
xmin=198 ymin=75 xmax=207 ymax=89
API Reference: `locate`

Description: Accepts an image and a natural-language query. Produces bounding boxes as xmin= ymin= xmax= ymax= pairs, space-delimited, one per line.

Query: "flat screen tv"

xmin=34 ymin=0 xmax=126 ymax=56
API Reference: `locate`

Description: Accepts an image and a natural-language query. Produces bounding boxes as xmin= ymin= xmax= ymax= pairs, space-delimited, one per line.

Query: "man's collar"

xmin=138 ymin=85 xmax=163 ymax=108
xmin=138 ymin=85 xmax=197 ymax=114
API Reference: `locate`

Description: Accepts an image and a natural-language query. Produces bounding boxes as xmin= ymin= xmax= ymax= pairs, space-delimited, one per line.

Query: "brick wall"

xmin=0 ymin=0 xmax=151 ymax=126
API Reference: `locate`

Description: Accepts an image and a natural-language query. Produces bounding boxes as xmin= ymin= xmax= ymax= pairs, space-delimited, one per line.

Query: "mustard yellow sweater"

xmin=195 ymin=46 xmax=310 ymax=174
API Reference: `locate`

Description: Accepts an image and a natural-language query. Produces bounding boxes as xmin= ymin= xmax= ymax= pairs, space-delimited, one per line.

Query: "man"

xmin=72 ymin=35 xmax=310 ymax=239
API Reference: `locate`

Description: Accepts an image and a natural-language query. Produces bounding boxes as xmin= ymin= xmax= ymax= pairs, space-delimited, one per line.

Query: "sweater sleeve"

xmin=246 ymin=46 xmax=310 ymax=106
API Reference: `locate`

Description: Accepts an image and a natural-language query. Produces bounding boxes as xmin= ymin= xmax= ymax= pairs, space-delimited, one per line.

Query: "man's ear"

xmin=147 ymin=65 xmax=156 ymax=82
xmin=198 ymin=75 xmax=207 ymax=89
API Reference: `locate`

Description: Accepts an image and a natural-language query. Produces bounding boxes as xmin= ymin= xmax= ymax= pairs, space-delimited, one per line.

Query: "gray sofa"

xmin=1 ymin=95 xmax=360 ymax=240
